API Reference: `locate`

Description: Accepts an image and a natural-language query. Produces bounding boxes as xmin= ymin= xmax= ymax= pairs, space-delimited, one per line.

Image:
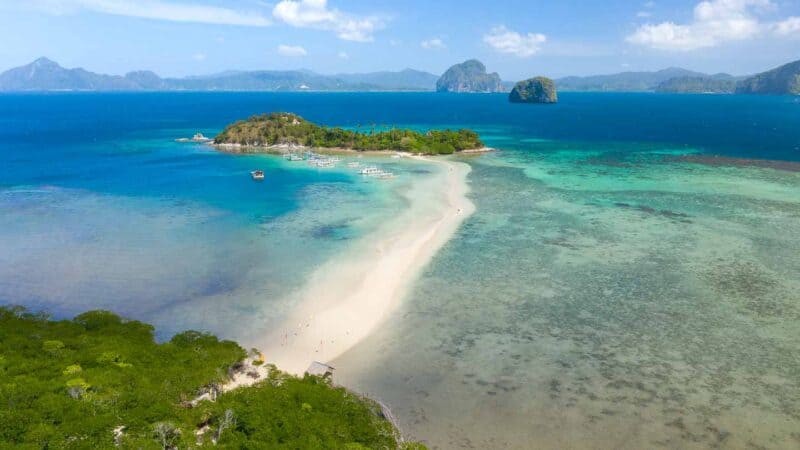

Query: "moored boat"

xmin=358 ymin=166 xmax=396 ymax=179
xmin=285 ymin=153 xmax=304 ymax=161
xmin=250 ymin=170 xmax=265 ymax=180
xmin=360 ymin=166 xmax=383 ymax=176
xmin=175 ymin=132 xmax=212 ymax=143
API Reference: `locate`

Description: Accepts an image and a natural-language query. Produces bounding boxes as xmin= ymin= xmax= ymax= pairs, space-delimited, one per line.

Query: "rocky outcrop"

xmin=436 ymin=60 xmax=504 ymax=93
xmin=509 ymin=77 xmax=558 ymax=103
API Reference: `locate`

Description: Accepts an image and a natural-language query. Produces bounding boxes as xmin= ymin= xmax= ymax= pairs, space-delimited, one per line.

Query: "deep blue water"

xmin=2 ymin=91 xmax=798 ymax=321
xmin=2 ymin=92 xmax=800 ymax=448
xmin=2 ymin=92 xmax=798 ymax=229
xmin=1 ymin=92 xmax=798 ymax=322
xmin=2 ymin=92 xmax=799 ymax=174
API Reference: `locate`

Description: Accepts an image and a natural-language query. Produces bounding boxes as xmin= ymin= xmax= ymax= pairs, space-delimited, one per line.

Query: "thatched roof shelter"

xmin=306 ymin=361 xmax=335 ymax=378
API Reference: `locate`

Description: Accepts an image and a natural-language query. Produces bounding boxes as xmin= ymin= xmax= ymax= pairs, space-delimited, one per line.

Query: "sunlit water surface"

xmin=2 ymin=92 xmax=799 ymax=449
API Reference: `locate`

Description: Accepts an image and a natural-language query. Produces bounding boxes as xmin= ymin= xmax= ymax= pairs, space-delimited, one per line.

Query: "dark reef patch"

xmin=310 ymin=220 xmax=352 ymax=240
xmin=665 ymin=154 xmax=800 ymax=173
xmin=614 ymin=202 xmax=692 ymax=222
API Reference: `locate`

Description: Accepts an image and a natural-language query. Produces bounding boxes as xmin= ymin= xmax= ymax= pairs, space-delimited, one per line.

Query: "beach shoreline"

xmin=211 ymin=142 xmax=495 ymax=156
xmin=254 ymin=156 xmax=474 ymax=375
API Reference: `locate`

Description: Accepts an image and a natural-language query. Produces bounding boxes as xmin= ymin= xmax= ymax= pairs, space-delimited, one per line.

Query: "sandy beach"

xmin=256 ymin=157 xmax=474 ymax=375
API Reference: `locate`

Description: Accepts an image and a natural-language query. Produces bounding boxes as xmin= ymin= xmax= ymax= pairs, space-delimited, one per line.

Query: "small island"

xmin=214 ymin=112 xmax=486 ymax=155
xmin=509 ymin=77 xmax=558 ymax=104
xmin=435 ymin=59 xmax=505 ymax=93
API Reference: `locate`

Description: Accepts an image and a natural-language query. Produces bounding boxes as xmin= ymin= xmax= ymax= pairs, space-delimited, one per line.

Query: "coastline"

xmin=255 ymin=156 xmax=475 ymax=375
xmin=211 ymin=142 xmax=495 ymax=155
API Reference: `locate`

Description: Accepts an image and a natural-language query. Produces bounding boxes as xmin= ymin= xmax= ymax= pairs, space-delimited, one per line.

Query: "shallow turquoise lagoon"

xmin=1 ymin=92 xmax=799 ymax=448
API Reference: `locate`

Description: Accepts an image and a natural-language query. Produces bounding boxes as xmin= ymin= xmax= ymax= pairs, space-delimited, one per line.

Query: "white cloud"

xmin=337 ymin=51 xmax=349 ymax=59
xmin=627 ymin=0 xmax=770 ymax=51
xmin=277 ymin=44 xmax=307 ymax=57
xmin=192 ymin=52 xmax=206 ymax=61
xmin=774 ymin=16 xmax=800 ymax=35
xmin=272 ymin=0 xmax=384 ymax=42
xmin=420 ymin=38 xmax=445 ymax=50
xmin=637 ymin=11 xmax=652 ymax=18
xmin=483 ymin=26 xmax=546 ymax=58
xmin=28 ymin=0 xmax=271 ymax=26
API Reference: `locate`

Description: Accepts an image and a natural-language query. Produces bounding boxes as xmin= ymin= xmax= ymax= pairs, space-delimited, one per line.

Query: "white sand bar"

xmin=257 ymin=157 xmax=474 ymax=375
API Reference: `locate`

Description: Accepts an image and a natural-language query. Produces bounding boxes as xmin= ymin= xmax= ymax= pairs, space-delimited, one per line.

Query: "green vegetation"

xmin=435 ymin=59 xmax=505 ymax=93
xmin=214 ymin=112 xmax=484 ymax=155
xmin=509 ymin=77 xmax=558 ymax=104
xmin=655 ymin=76 xmax=736 ymax=94
xmin=736 ymin=59 xmax=800 ymax=95
xmin=0 ymin=306 xmax=423 ymax=449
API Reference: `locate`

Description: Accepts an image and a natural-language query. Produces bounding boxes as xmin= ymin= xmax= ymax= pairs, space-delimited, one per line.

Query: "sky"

xmin=0 ymin=0 xmax=799 ymax=79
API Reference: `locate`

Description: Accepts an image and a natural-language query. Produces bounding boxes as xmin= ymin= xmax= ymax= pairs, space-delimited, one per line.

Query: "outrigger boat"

xmin=250 ymin=170 xmax=265 ymax=181
xmin=175 ymin=132 xmax=212 ymax=143
xmin=359 ymin=166 xmax=395 ymax=179
xmin=309 ymin=158 xmax=335 ymax=168
xmin=360 ymin=166 xmax=383 ymax=176
xmin=285 ymin=152 xmax=304 ymax=161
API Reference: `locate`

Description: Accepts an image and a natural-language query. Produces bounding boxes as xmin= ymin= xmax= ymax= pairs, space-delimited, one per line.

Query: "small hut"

xmin=306 ymin=361 xmax=335 ymax=379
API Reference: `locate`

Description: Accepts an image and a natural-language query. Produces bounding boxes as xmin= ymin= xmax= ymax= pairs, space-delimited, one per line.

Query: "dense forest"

xmin=655 ymin=76 xmax=736 ymax=94
xmin=214 ymin=112 xmax=484 ymax=155
xmin=0 ymin=306 xmax=424 ymax=449
xmin=736 ymin=59 xmax=800 ymax=95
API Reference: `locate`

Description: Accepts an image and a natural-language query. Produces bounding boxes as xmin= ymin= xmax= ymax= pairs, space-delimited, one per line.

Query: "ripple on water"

xmin=335 ymin=145 xmax=800 ymax=449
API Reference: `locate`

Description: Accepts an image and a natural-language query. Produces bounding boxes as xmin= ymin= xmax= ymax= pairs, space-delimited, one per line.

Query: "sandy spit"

xmin=255 ymin=156 xmax=474 ymax=375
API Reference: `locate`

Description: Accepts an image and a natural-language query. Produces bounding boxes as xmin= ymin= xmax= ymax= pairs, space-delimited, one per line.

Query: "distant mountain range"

xmin=555 ymin=68 xmax=741 ymax=92
xmin=1 ymin=57 xmax=798 ymax=95
xmin=654 ymin=76 xmax=737 ymax=94
xmin=0 ymin=58 xmax=438 ymax=92
xmin=549 ymin=62 xmax=800 ymax=95
xmin=736 ymin=59 xmax=800 ymax=95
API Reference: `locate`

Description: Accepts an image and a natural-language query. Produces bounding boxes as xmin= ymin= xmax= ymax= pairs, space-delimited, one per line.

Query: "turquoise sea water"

xmin=2 ymin=92 xmax=800 ymax=448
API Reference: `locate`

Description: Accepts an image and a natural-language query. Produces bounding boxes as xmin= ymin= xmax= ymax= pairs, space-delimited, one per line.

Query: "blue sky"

xmin=1 ymin=0 xmax=799 ymax=79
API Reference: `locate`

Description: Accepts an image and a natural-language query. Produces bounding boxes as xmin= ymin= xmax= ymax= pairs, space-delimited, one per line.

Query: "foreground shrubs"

xmin=0 ymin=306 xmax=422 ymax=449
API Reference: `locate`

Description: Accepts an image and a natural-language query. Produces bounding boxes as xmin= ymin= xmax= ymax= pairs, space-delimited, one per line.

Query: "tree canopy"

xmin=214 ymin=112 xmax=484 ymax=155
xmin=0 ymin=306 xmax=422 ymax=449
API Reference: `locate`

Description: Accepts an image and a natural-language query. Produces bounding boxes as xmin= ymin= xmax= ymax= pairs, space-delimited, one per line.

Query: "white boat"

xmin=359 ymin=166 xmax=397 ymax=179
xmin=250 ymin=170 xmax=265 ymax=181
xmin=309 ymin=158 xmax=335 ymax=168
xmin=176 ymin=133 xmax=211 ymax=143
xmin=360 ymin=166 xmax=383 ymax=176
xmin=285 ymin=153 xmax=304 ymax=161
